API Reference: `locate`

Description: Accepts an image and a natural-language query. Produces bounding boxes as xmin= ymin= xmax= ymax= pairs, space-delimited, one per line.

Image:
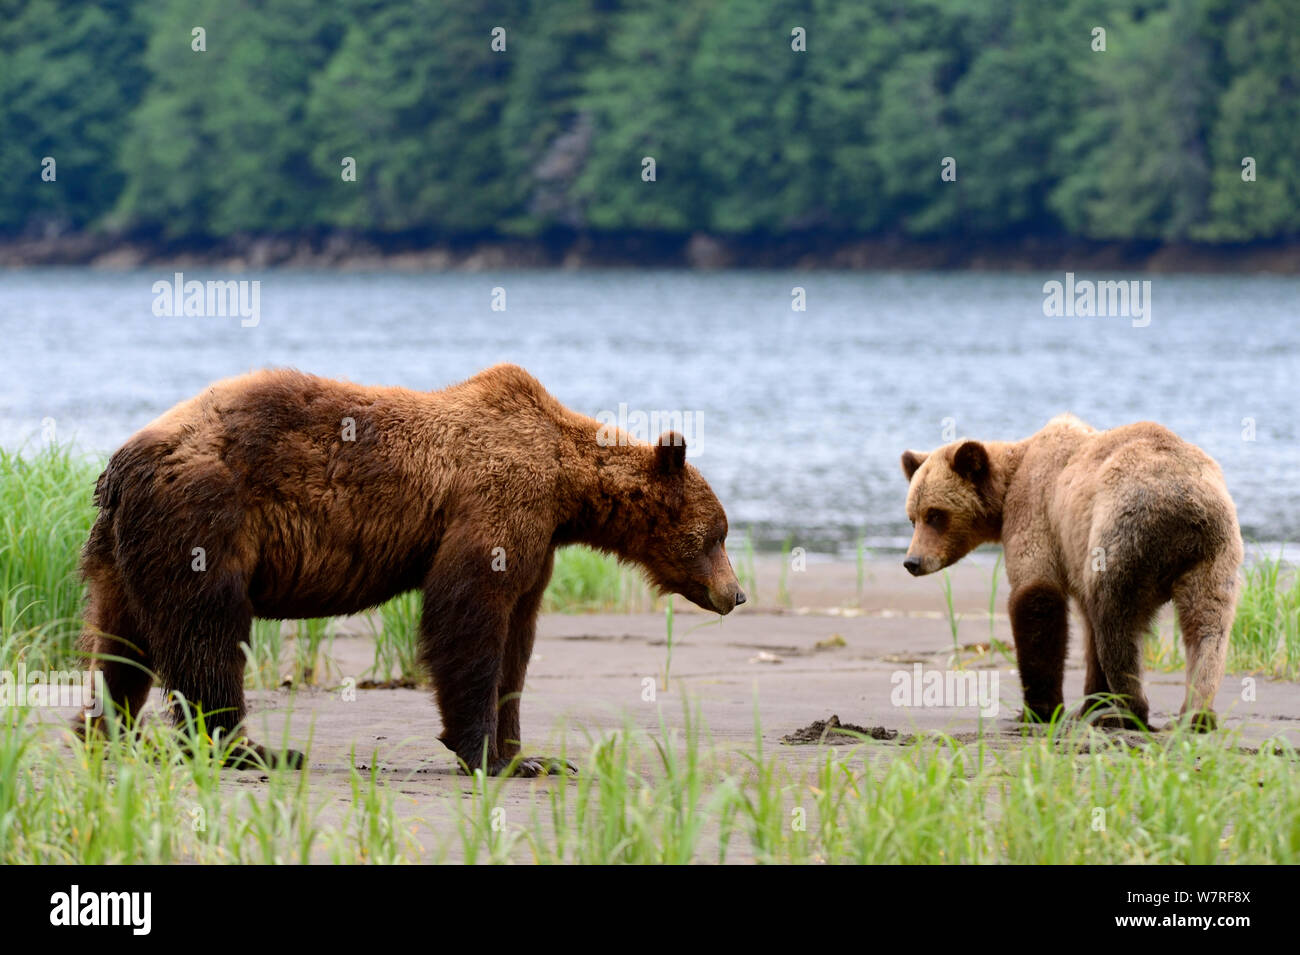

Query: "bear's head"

xmin=899 ymin=440 xmax=1002 ymax=576
xmin=637 ymin=431 xmax=746 ymax=615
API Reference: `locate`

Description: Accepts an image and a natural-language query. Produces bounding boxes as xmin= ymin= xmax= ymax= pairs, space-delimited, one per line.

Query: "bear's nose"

xmin=903 ymin=556 xmax=923 ymax=576
xmin=734 ymin=590 xmax=747 ymax=607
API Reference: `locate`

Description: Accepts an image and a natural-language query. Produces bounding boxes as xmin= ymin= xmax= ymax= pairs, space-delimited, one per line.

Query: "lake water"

xmin=1 ymin=268 xmax=1296 ymax=553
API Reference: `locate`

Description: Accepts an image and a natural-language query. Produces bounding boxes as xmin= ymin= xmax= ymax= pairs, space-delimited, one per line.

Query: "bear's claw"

xmin=480 ymin=755 xmax=578 ymax=778
xmin=223 ymin=743 xmax=306 ymax=770
xmin=1176 ymin=708 xmax=1218 ymax=733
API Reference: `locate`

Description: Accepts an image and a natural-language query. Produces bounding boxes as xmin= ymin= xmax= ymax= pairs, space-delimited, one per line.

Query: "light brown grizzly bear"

xmin=900 ymin=414 xmax=1242 ymax=731
xmin=77 ymin=364 xmax=745 ymax=774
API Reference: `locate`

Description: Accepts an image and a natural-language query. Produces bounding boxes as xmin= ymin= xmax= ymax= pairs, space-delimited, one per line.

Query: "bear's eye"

xmin=925 ymin=509 xmax=947 ymax=530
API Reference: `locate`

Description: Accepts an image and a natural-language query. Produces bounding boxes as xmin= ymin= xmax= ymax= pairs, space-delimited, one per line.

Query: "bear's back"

xmin=122 ymin=364 xmax=566 ymax=476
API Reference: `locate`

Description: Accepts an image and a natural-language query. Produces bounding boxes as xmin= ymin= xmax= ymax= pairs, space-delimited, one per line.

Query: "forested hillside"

xmin=3 ymin=0 xmax=1297 ymax=245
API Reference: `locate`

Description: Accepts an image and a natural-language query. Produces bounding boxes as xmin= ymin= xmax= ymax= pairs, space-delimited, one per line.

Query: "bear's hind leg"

xmin=1085 ymin=596 xmax=1155 ymax=731
xmin=1172 ymin=558 xmax=1238 ymax=732
xmin=495 ymin=552 xmax=573 ymax=777
xmin=76 ymin=560 xmax=153 ymax=735
xmin=149 ymin=572 xmax=301 ymax=769
xmin=1080 ymin=616 xmax=1113 ymax=717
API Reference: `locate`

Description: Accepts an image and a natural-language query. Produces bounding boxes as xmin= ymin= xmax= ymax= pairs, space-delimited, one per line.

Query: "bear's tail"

xmin=92 ymin=449 xmax=126 ymax=512
xmin=82 ymin=488 xmax=119 ymax=584
xmin=83 ymin=440 xmax=158 ymax=573
xmin=84 ymin=450 xmax=127 ymax=572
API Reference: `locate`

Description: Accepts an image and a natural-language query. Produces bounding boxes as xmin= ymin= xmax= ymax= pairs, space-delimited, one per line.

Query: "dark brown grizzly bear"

xmin=900 ymin=414 xmax=1242 ymax=731
xmin=77 ymin=364 xmax=745 ymax=774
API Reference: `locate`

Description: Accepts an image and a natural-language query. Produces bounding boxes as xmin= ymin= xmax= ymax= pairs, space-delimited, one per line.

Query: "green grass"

xmin=988 ymin=551 xmax=1002 ymax=643
xmin=0 ymin=446 xmax=99 ymax=671
xmin=541 ymin=545 xmax=651 ymax=613
xmin=292 ymin=617 xmax=334 ymax=685
xmin=367 ymin=590 xmax=422 ymax=684
xmin=243 ymin=619 xmax=286 ymax=690
xmin=0 ymin=704 xmax=417 ymax=864
xmin=1143 ymin=618 xmax=1186 ymax=671
xmin=5 ymin=695 xmax=1295 ymax=864
xmin=777 ymin=535 xmax=793 ymax=607
xmin=467 ymin=710 xmax=1299 ymax=864
xmin=735 ymin=529 xmax=757 ymax=605
xmin=940 ymin=570 xmax=960 ymax=652
xmin=661 ymin=596 xmax=674 ymax=689
xmin=244 ymin=617 xmax=339 ymax=689
xmin=1230 ymin=553 xmax=1300 ymax=678
xmin=855 ymin=535 xmax=871 ymax=606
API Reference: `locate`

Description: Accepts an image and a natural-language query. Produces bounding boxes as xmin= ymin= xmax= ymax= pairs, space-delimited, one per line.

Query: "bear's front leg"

xmin=419 ymin=560 xmax=511 ymax=772
xmin=493 ymin=552 xmax=577 ymax=778
xmin=420 ymin=536 xmax=574 ymax=777
xmin=423 ymin=617 xmax=506 ymax=774
xmin=1007 ymin=582 xmax=1069 ymax=724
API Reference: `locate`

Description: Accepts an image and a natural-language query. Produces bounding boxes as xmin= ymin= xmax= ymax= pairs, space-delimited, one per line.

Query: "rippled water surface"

xmin=2 ymin=268 xmax=1295 ymax=551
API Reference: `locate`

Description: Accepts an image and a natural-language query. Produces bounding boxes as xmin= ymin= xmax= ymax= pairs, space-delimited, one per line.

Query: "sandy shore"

xmin=37 ymin=556 xmax=1300 ymax=860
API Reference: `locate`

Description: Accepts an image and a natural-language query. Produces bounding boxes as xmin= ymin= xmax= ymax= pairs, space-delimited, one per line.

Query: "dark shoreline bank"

xmin=5 ymin=230 xmax=1300 ymax=274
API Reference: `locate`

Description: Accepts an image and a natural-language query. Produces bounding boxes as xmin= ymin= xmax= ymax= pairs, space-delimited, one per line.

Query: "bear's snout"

xmin=710 ymin=585 xmax=746 ymax=614
xmin=903 ymin=556 xmax=924 ymax=576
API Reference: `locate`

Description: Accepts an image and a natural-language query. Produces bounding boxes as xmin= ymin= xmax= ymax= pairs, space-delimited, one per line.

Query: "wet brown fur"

xmin=902 ymin=414 xmax=1243 ymax=731
xmin=77 ymin=364 xmax=742 ymax=774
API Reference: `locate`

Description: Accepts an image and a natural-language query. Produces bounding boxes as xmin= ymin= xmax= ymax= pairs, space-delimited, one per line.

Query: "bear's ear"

xmin=950 ymin=441 xmax=989 ymax=483
xmin=901 ymin=450 xmax=928 ymax=481
xmin=654 ymin=431 xmax=687 ymax=475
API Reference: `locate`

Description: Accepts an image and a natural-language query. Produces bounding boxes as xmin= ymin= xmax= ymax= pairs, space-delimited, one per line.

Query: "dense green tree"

xmin=306 ymin=0 xmax=524 ymax=233
xmin=1048 ymin=0 xmax=1220 ymax=241
xmin=801 ymin=1 xmax=893 ymax=232
xmin=868 ymin=50 xmax=955 ymax=235
xmin=944 ymin=2 xmax=1093 ymax=234
xmin=844 ymin=0 xmax=1008 ymax=236
xmin=497 ymin=0 xmax=608 ymax=233
xmin=804 ymin=0 xmax=960 ymax=233
xmin=0 ymin=0 xmax=1295 ymax=243
xmin=683 ymin=1 xmax=816 ymax=233
xmin=573 ymin=4 xmax=712 ymax=231
xmin=1199 ymin=0 xmax=1300 ymax=239
xmin=0 ymin=0 xmax=147 ymax=233
xmin=116 ymin=0 xmax=346 ymax=236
